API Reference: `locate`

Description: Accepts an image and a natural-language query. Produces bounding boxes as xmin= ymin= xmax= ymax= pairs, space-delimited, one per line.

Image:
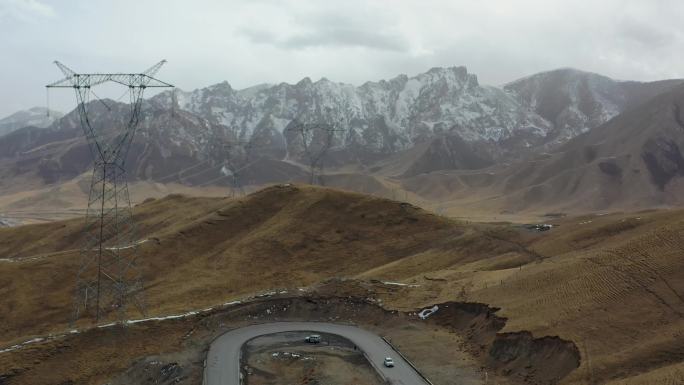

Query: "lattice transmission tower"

xmin=286 ymin=119 xmax=348 ymax=185
xmin=47 ymin=61 xmax=173 ymax=323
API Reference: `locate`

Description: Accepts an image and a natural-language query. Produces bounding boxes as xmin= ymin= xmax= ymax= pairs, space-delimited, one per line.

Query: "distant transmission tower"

xmin=47 ymin=61 xmax=173 ymax=323
xmin=286 ymin=119 xmax=347 ymax=185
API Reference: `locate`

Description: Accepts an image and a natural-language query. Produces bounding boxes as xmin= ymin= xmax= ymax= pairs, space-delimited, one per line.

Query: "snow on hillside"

xmin=503 ymin=68 xmax=682 ymax=143
xmin=152 ymin=66 xmax=554 ymax=154
xmin=0 ymin=107 xmax=63 ymax=138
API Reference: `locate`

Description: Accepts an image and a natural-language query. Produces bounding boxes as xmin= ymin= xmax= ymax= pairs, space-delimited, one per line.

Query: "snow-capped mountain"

xmin=152 ymin=66 xmax=553 ymax=157
xmin=0 ymin=107 xmax=63 ymax=138
xmin=2 ymin=66 xmax=683 ymax=189
xmin=504 ymin=68 xmax=684 ymax=143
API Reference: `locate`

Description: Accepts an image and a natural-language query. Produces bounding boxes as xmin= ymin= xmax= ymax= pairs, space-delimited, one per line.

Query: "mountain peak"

xmin=296 ymin=76 xmax=313 ymax=87
xmin=426 ymin=65 xmax=468 ymax=75
xmin=507 ymin=68 xmax=612 ymax=87
xmin=208 ymin=81 xmax=233 ymax=91
xmin=418 ymin=65 xmax=478 ymax=88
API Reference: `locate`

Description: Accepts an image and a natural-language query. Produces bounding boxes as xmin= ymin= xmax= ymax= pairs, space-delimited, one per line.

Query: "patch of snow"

xmin=381 ymin=281 xmax=421 ymax=288
xmin=1 ymin=297 xmax=247 ymax=355
xmin=418 ymin=305 xmax=439 ymax=320
xmin=272 ymin=351 xmax=308 ymax=360
xmin=256 ymin=291 xmax=277 ymax=298
xmin=126 ymin=311 xmax=199 ymax=324
xmin=220 ymin=165 xmax=233 ymax=176
xmin=104 ymin=238 xmax=149 ymax=251
xmin=0 ymin=337 xmax=48 ymax=354
xmin=97 ymin=322 xmax=117 ymax=328
xmin=0 ymin=292 xmax=282 ymax=356
xmin=0 ymin=345 xmax=20 ymax=354
xmin=270 ymin=117 xmax=291 ymax=133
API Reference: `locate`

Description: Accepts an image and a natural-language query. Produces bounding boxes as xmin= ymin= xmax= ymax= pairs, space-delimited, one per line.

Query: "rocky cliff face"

xmin=152 ymin=66 xmax=553 ymax=157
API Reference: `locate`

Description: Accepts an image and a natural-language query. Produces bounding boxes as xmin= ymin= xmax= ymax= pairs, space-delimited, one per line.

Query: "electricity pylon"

xmin=47 ymin=61 xmax=173 ymax=323
xmin=286 ymin=119 xmax=347 ymax=185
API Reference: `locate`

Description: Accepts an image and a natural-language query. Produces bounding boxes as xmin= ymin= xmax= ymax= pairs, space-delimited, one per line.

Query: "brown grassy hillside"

xmin=0 ymin=184 xmax=524 ymax=345
xmin=1 ymin=185 xmax=683 ymax=384
xmin=372 ymin=209 xmax=684 ymax=385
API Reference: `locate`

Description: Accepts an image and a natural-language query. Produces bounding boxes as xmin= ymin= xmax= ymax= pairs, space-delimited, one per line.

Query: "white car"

xmin=383 ymin=357 xmax=395 ymax=367
xmin=305 ymin=334 xmax=321 ymax=343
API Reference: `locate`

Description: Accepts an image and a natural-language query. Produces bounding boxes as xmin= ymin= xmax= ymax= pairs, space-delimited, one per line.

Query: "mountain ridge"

xmin=1 ymin=65 xmax=683 ymax=203
xmin=505 ymin=68 xmax=684 ymax=143
xmin=153 ymin=65 xmax=553 ymax=154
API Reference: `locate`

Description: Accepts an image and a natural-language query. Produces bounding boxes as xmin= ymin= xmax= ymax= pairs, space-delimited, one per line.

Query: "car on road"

xmin=383 ymin=357 xmax=394 ymax=367
xmin=305 ymin=334 xmax=321 ymax=343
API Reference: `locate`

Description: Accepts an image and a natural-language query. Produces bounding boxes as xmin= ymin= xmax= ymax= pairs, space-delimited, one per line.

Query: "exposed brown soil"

xmin=487 ymin=333 xmax=580 ymax=385
xmin=416 ymin=301 xmax=579 ymax=385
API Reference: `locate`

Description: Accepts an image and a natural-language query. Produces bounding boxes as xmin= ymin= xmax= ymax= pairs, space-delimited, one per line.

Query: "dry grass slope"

xmin=0 ymin=185 xmax=522 ymax=345
xmin=373 ymin=210 xmax=684 ymax=385
xmin=1 ymin=185 xmax=683 ymax=384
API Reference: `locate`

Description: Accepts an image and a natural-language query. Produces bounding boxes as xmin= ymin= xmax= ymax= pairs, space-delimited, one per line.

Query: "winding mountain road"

xmin=203 ymin=321 xmax=430 ymax=385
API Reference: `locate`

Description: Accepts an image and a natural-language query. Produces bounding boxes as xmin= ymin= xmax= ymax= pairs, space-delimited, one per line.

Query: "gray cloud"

xmin=617 ymin=18 xmax=673 ymax=50
xmin=240 ymin=26 xmax=408 ymax=51
xmin=0 ymin=0 xmax=54 ymax=23
xmin=238 ymin=6 xmax=408 ymax=51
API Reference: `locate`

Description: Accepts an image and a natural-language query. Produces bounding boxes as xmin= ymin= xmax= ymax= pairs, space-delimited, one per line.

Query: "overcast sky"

xmin=1 ymin=0 xmax=683 ymax=117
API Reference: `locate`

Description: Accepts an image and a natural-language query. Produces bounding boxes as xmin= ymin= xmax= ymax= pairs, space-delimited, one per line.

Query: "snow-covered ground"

xmin=104 ymin=238 xmax=150 ymax=251
xmin=418 ymin=305 xmax=439 ymax=320
xmin=381 ymin=281 xmax=421 ymax=288
xmin=0 ymin=286 xmax=300 ymax=355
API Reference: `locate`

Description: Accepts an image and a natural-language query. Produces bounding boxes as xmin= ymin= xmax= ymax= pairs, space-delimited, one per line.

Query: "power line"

xmin=195 ymin=157 xmax=262 ymax=188
xmin=154 ymin=159 xmax=211 ymax=182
